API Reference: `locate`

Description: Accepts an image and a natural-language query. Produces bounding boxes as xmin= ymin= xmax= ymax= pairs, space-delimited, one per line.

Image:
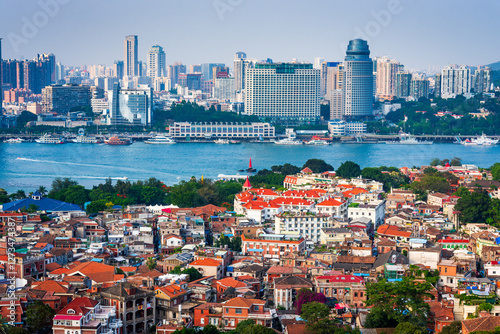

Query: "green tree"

xmin=491 ymin=163 xmax=500 ymax=181
xmin=169 ymin=265 xmax=182 ymax=274
xmin=181 ymin=268 xmax=202 ymax=282
xmin=364 ymin=277 xmax=434 ymax=328
xmin=393 ymin=322 xmax=426 ymax=334
xmin=455 ymin=189 xmax=496 ymax=225
xmin=0 ymin=189 xmax=9 ymax=204
xmin=85 ymin=199 xmax=108 ymax=214
xmin=36 ymin=186 xmax=47 ymax=196
xmin=441 ymin=321 xmax=462 ymax=334
xmin=7 ymin=327 xmax=29 ymax=334
xmin=450 ymin=157 xmax=462 ymax=166
xmin=336 ymin=161 xmax=361 ymax=179
xmin=300 ymin=302 xmax=330 ymax=325
xmin=25 ymin=301 xmax=56 ymax=333
xmin=302 ymin=159 xmax=334 ymax=173
xmin=478 ymin=302 xmax=494 ymax=313
xmin=146 ymin=257 xmax=157 ymax=270
xmin=16 ymin=110 xmax=37 ymax=128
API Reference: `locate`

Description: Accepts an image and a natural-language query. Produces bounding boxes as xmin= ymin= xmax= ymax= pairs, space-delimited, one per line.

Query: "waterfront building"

xmin=108 ymin=82 xmax=153 ymax=126
xmin=91 ymin=97 xmax=109 ymax=114
xmin=169 ymin=122 xmax=275 ymax=139
xmin=41 ymin=84 xmax=91 ymax=114
xmin=342 ymin=39 xmax=374 ymax=117
xmin=147 ymin=44 xmax=166 ymax=79
xmin=245 ymin=62 xmax=320 ymax=125
xmin=124 ymin=35 xmax=139 ymax=77
xmin=328 ymin=120 xmax=367 ymax=136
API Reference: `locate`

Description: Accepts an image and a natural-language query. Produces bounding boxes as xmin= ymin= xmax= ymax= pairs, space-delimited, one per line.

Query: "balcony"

xmin=109 ymin=319 xmax=123 ymax=328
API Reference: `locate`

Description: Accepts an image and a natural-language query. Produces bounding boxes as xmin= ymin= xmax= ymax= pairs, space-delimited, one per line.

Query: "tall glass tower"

xmin=342 ymin=39 xmax=374 ymax=117
xmin=124 ymin=35 xmax=139 ymax=77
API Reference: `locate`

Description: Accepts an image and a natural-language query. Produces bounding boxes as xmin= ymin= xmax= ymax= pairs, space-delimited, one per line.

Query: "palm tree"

xmin=37 ymin=186 xmax=47 ymax=196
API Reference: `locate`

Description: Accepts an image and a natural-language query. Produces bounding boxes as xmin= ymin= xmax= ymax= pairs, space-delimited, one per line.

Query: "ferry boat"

xmin=305 ymin=136 xmax=329 ymax=145
xmin=35 ymin=134 xmax=66 ymax=144
xmin=458 ymin=133 xmax=499 ymax=146
xmin=104 ymin=136 xmax=133 ymax=145
xmin=384 ymin=133 xmax=433 ymax=145
xmin=72 ymin=128 xmax=102 ymax=144
xmin=4 ymin=137 xmax=25 ymax=143
xmin=229 ymin=140 xmax=241 ymax=144
xmin=214 ymin=139 xmax=230 ymax=144
xmin=274 ymin=128 xmax=302 ymax=145
xmin=145 ymin=135 xmax=176 ymax=144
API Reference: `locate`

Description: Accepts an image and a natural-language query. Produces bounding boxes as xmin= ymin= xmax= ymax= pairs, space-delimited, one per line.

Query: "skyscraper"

xmin=108 ymin=82 xmax=152 ymax=126
xmin=441 ymin=65 xmax=471 ymax=99
xmin=396 ymin=71 xmax=412 ymax=99
xmin=245 ymin=63 xmax=320 ymax=125
xmin=321 ymin=62 xmax=344 ymax=120
xmin=375 ymin=56 xmax=401 ymax=100
xmin=113 ymin=60 xmax=124 ymax=79
xmin=342 ymin=39 xmax=374 ymax=117
xmin=39 ymin=53 xmax=56 ymax=84
xmin=201 ymin=63 xmax=225 ymax=81
xmin=474 ymin=67 xmax=491 ymax=93
xmin=314 ymin=57 xmax=325 ymax=70
xmin=410 ymin=78 xmax=429 ymax=100
xmin=167 ymin=62 xmax=186 ymax=87
xmin=124 ymin=35 xmax=139 ymax=77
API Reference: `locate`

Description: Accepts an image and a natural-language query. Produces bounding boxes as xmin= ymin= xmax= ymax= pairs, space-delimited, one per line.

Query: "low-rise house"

xmin=187 ymin=258 xmax=224 ymax=280
xmin=52 ymin=297 xmax=123 ymax=334
xmin=275 ymin=213 xmax=335 ymax=243
xmin=193 ymin=302 xmax=223 ymax=327
xmin=376 ymin=224 xmax=412 ymax=242
xmin=313 ymin=275 xmax=367 ymax=308
xmin=155 ymin=283 xmax=192 ymax=324
xmin=241 ymin=234 xmax=306 ymax=259
xmin=221 ymin=297 xmax=273 ymax=330
xmin=408 ymin=247 xmax=442 ymax=270
xmin=274 ymin=275 xmax=313 ymax=310
xmin=348 ymin=201 xmax=385 ymax=227
xmin=319 ymin=227 xmax=352 ymax=246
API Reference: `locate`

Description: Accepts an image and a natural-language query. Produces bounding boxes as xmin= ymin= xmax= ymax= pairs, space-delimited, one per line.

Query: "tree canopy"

xmin=26 ymin=301 xmax=56 ymax=333
xmin=302 ymin=159 xmax=333 ymax=173
xmin=336 ymin=161 xmax=361 ymax=179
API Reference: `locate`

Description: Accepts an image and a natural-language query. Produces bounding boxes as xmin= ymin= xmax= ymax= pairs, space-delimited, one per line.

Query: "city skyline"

xmin=1 ymin=0 xmax=499 ymax=72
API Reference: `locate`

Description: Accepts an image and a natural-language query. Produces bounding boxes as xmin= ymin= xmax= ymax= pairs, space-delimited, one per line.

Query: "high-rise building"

xmin=234 ymin=53 xmax=256 ymax=93
xmin=396 ymin=71 xmax=412 ymax=99
xmin=108 ymin=82 xmax=152 ymax=126
xmin=178 ymin=73 xmax=202 ymax=91
xmin=113 ymin=60 xmax=124 ymax=79
xmin=245 ymin=62 xmax=320 ymax=125
xmin=147 ymin=45 xmax=166 ymax=79
xmin=375 ymin=56 xmax=401 ymax=100
xmin=167 ymin=62 xmax=186 ymax=87
xmin=201 ymin=63 xmax=225 ymax=81
xmin=41 ymin=84 xmax=91 ymax=114
xmin=39 ymin=53 xmax=56 ymax=84
xmin=189 ymin=64 xmax=201 ymax=74
xmin=434 ymin=73 xmax=442 ymax=98
xmin=314 ymin=57 xmax=325 ymax=70
xmin=474 ymin=67 xmax=491 ymax=93
xmin=320 ymin=62 xmax=344 ymax=120
xmin=124 ymin=35 xmax=139 ymax=77
xmin=342 ymin=39 xmax=374 ymax=117
xmin=409 ymin=78 xmax=429 ymax=100
xmin=213 ymin=77 xmax=236 ymax=102
xmin=440 ymin=65 xmax=471 ymax=99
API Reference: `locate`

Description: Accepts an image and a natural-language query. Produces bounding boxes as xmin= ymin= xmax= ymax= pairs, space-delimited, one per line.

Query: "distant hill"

xmin=487 ymin=61 xmax=500 ymax=71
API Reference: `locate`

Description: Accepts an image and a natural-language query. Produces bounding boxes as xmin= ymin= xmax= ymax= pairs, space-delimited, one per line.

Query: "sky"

xmin=1 ymin=0 xmax=499 ymax=72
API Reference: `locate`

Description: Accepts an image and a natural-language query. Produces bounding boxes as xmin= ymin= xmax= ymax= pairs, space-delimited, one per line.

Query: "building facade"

xmin=245 ymin=63 xmax=320 ymax=125
xmin=124 ymin=35 xmax=139 ymax=77
xmin=342 ymin=39 xmax=374 ymax=117
xmin=169 ymin=122 xmax=275 ymax=139
xmin=147 ymin=44 xmax=166 ymax=79
xmin=108 ymin=83 xmax=153 ymax=126
xmin=41 ymin=84 xmax=91 ymax=114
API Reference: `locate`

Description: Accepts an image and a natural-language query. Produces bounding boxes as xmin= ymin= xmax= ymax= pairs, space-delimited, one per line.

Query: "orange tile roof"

xmin=216 ymin=277 xmax=247 ymax=289
xmin=155 ymin=284 xmax=188 ymax=298
xmin=189 ymin=258 xmax=221 ymax=267
xmin=66 ymin=261 xmax=118 ymax=283
xmin=317 ymin=198 xmax=344 ymax=207
xmin=249 ymin=188 xmax=278 ymax=197
xmin=223 ymin=296 xmax=266 ymax=308
xmin=271 ymin=197 xmax=313 ymax=206
xmin=32 ymin=280 xmax=69 ymax=293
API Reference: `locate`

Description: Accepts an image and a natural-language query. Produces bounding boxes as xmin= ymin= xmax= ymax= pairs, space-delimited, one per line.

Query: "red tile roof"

xmin=189 ymin=258 xmax=221 ymax=267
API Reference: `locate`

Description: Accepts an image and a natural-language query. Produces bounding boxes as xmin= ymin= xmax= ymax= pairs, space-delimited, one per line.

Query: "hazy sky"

xmin=1 ymin=0 xmax=499 ymax=72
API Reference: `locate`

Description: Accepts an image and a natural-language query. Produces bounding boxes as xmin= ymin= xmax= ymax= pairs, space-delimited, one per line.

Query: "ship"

xmin=104 ymin=136 xmax=133 ymax=145
xmin=72 ymin=128 xmax=102 ymax=144
xmin=35 ymin=134 xmax=66 ymax=144
xmin=274 ymin=128 xmax=302 ymax=145
xmin=214 ymin=139 xmax=230 ymax=144
xmin=145 ymin=135 xmax=176 ymax=144
xmin=458 ymin=133 xmax=499 ymax=146
xmin=4 ymin=137 xmax=25 ymax=143
xmin=305 ymin=136 xmax=329 ymax=145
xmin=384 ymin=133 xmax=433 ymax=145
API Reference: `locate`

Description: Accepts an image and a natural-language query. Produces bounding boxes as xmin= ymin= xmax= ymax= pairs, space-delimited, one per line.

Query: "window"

xmin=201 ymin=318 xmax=204 ymax=324
xmin=254 ymin=305 xmax=259 ymax=311
xmin=236 ymin=308 xmax=242 ymax=314
xmin=225 ymin=309 xmax=229 ymax=313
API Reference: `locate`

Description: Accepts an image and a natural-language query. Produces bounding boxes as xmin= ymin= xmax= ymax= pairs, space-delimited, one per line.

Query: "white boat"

xmin=305 ymin=139 xmax=329 ymax=145
xmin=145 ymin=135 xmax=176 ymax=144
xmin=274 ymin=128 xmax=303 ymax=145
xmin=72 ymin=128 xmax=102 ymax=144
xmin=384 ymin=133 xmax=433 ymax=145
xmin=5 ymin=138 xmax=25 ymax=143
xmin=460 ymin=133 xmax=498 ymax=146
xmin=214 ymin=139 xmax=230 ymax=144
xmin=35 ymin=134 xmax=66 ymax=144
